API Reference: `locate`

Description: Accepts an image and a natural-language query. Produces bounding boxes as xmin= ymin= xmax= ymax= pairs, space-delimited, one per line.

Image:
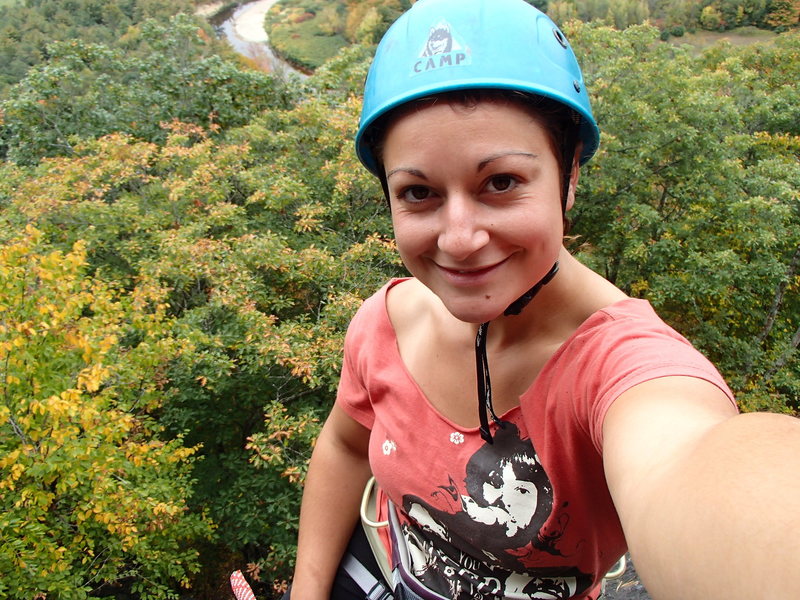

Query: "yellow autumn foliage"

xmin=0 ymin=224 xmax=211 ymax=598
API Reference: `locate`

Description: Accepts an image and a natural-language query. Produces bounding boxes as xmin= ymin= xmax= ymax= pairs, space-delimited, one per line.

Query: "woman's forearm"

xmin=624 ymin=412 xmax=800 ymax=599
xmin=290 ymin=410 xmax=372 ymax=599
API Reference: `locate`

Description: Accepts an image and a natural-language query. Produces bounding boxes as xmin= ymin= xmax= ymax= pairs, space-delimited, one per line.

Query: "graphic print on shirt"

xmin=400 ymin=422 xmax=593 ymax=599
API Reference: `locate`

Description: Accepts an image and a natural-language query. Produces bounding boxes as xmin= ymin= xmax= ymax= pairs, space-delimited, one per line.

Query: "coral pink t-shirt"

xmin=337 ymin=279 xmax=735 ymax=600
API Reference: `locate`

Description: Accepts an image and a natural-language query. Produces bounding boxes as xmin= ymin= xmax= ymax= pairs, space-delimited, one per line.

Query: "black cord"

xmin=503 ymin=262 xmax=559 ymax=316
xmin=476 ymin=321 xmax=504 ymax=444
xmin=476 ymin=261 xmax=560 ymax=444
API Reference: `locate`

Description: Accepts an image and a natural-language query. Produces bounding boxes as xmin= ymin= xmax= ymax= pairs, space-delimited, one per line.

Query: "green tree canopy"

xmin=568 ymin=23 xmax=800 ymax=411
xmin=0 ymin=14 xmax=297 ymax=165
xmin=0 ymin=222 xmax=212 ymax=599
xmin=0 ymin=0 xmax=202 ymax=96
xmin=0 ymin=14 xmax=798 ymax=598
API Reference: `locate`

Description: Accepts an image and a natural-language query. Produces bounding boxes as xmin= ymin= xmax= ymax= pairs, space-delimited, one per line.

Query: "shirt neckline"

xmin=379 ymin=277 xmax=646 ymax=432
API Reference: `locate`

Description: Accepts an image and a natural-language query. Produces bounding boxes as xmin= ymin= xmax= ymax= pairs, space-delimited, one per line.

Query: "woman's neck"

xmin=480 ymin=250 xmax=627 ymax=351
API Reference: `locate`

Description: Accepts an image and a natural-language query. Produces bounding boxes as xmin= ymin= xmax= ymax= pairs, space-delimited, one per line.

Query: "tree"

xmin=699 ymin=4 xmax=725 ymax=29
xmin=715 ymin=0 xmax=770 ymax=27
xmin=318 ymin=4 xmax=345 ymax=36
xmin=566 ymin=22 xmax=800 ymax=412
xmin=0 ymin=223 xmax=211 ymax=599
xmin=0 ymin=15 xmax=296 ymax=165
xmin=354 ymin=6 xmax=384 ymax=44
xmin=766 ymin=0 xmax=800 ymax=31
xmin=606 ymin=0 xmax=650 ymax=28
xmin=0 ymin=0 xmax=197 ymax=97
xmin=549 ymin=1 xmax=580 ymax=24
xmin=0 ymin=89 xmax=398 ymax=592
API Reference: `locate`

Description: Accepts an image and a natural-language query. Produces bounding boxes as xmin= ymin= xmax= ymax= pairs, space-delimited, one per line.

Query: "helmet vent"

xmin=553 ymin=28 xmax=568 ymax=49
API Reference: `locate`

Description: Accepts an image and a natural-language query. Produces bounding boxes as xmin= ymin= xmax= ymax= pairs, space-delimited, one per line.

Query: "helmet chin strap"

xmin=503 ymin=261 xmax=560 ymax=317
xmin=476 ymin=261 xmax=559 ymax=443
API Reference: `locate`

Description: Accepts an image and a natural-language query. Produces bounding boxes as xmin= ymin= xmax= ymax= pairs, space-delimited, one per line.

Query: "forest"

xmin=261 ymin=0 xmax=800 ymax=70
xmin=0 ymin=0 xmax=798 ymax=598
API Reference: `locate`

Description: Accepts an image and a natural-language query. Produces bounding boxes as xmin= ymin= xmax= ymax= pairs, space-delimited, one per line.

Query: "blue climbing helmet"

xmin=355 ymin=0 xmax=600 ymax=176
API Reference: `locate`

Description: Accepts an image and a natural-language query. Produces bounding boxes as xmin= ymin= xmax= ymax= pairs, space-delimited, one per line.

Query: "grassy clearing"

xmin=671 ymin=26 xmax=778 ymax=52
xmin=266 ymin=4 xmax=349 ymax=71
xmin=0 ymin=0 xmax=21 ymax=7
xmin=269 ymin=21 xmax=347 ymax=71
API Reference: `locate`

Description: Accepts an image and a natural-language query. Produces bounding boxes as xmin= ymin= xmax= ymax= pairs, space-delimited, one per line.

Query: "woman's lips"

xmin=436 ymin=257 xmax=508 ymax=284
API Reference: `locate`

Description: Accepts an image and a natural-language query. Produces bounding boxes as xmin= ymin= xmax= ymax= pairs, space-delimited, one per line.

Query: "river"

xmin=205 ymin=0 xmax=306 ymax=78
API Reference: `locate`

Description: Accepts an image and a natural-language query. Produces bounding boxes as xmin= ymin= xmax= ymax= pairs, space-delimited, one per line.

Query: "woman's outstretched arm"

xmin=603 ymin=376 xmax=800 ymax=599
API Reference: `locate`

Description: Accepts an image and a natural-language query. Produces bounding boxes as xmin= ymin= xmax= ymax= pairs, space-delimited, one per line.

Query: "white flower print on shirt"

xmin=449 ymin=432 xmax=465 ymax=445
xmin=382 ymin=439 xmax=397 ymax=455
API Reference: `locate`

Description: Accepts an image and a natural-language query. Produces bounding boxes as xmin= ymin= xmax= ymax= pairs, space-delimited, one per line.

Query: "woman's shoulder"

xmin=345 ymin=277 xmax=419 ymax=345
xmin=385 ymin=277 xmax=440 ymax=333
xmin=351 ymin=277 xmax=410 ymax=318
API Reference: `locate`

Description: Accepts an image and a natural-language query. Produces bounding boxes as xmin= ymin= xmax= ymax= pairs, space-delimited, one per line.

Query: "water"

xmin=208 ymin=1 xmax=305 ymax=77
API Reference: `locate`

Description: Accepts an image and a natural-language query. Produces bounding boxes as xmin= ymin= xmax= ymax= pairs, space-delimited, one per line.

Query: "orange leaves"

xmin=6 ymin=123 xmax=249 ymax=228
xmin=246 ymin=401 xmax=320 ymax=485
xmin=158 ymin=129 xmax=250 ymax=209
xmin=294 ymin=201 xmax=326 ymax=232
xmin=16 ymin=135 xmax=158 ymax=211
xmin=281 ymin=465 xmax=303 ymax=484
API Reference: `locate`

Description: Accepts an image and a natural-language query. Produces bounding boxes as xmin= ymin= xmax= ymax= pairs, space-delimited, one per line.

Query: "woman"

xmin=286 ymin=1 xmax=800 ymax=599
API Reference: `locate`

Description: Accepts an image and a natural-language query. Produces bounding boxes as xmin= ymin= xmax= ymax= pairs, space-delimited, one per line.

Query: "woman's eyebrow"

xmin=386 ymin=152 xmax=538 ymax=179
xmin=478 ymin=151 xmax=539 ymax=172
xmin=386 ymin=167 xmax=427 ymax=180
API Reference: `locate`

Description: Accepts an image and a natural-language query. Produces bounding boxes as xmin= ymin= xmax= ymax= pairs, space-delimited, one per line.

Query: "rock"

xmin=602 ymin=554 xmax=652 ymax=599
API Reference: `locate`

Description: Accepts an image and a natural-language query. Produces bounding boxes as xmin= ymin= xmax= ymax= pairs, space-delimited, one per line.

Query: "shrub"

xmin=0 ymin=225 xmax=212 ymax=599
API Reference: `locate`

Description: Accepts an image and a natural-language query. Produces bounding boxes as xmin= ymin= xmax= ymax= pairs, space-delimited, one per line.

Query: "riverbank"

xmin=197 ymin=0 xmax=307 ymax=76
xmin=195 ymin=0 xmax=279 ymax=42
xmin=194 ymin=1 xmax=230 ymax=18
xmin=233 ymin=0 xmax=279 ymax=42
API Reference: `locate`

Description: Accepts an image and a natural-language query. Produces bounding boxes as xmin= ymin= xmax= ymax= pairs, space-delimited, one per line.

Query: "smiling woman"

xmin=279 ymin=0 xmax=800 ymax=599
xmin=382 ymin=99 xmax=569 ymax=327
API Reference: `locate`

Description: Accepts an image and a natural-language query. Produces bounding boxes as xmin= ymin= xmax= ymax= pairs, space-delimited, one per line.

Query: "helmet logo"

xmin=422 ymin=21 xmax=453 ymax=56
xmin=413 ymin=20 xmax=471 ymax=76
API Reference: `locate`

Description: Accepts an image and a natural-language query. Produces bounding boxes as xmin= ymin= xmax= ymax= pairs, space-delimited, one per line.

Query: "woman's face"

xmin=382 ymin=99 xmax=570 ymax=323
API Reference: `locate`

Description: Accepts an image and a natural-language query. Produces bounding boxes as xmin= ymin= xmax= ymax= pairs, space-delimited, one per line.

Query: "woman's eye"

xmin=400 ymin=186 xmax=432 ymax=202
xmin=486 ymin=175 xmax=517 ymax=193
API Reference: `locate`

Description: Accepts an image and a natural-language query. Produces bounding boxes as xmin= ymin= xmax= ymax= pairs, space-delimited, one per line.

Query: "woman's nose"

xmin=437 ymin=195 xmax=490 ymax=261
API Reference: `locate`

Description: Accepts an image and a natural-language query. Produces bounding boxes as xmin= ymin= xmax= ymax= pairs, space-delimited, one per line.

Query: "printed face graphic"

xmin=398 ymin=423 xmax=592 ymax=599
xmin=412 ymin=20 xmax=470 ymax=75
xmin=424 ymin=23 xmax=453 ymax=56
xmin=459 ymin=460 xmax=540 ymax=537
xmin=483 ymin=461 xmax=539 ymax=533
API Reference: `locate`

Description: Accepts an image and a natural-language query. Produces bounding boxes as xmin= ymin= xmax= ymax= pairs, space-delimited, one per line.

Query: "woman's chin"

xmin=439 ymin=297 xmax=508 ymax=325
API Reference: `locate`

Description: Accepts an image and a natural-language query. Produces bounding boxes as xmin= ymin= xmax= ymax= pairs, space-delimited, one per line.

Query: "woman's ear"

xmin=565 ymin=145 xmax=582 ymax=212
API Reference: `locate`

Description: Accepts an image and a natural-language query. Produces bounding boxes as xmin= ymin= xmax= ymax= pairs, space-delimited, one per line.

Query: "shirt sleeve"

xmin=334 ymin=287 xmax=388 ymax=430
xmin=569 ymin=301 xmax=737 ymax=452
